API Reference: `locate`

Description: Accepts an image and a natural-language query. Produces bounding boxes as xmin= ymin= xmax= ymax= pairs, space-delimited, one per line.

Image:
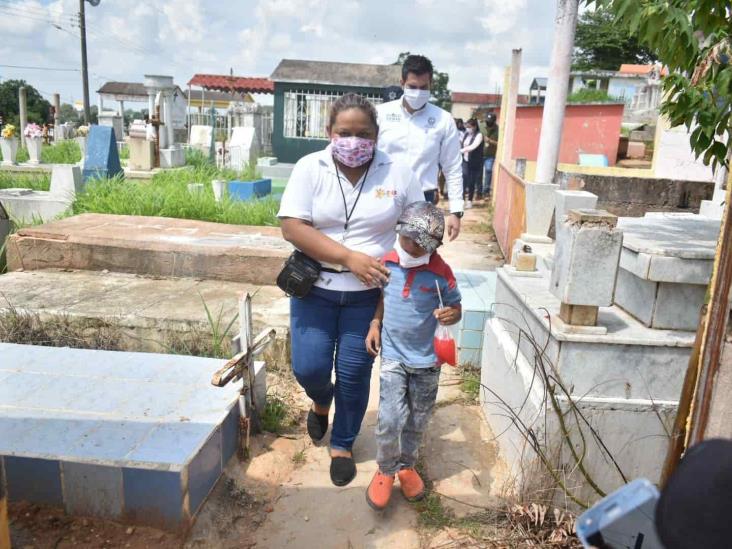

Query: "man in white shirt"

xmin=377 ymin=54 xmax=464 ymax=240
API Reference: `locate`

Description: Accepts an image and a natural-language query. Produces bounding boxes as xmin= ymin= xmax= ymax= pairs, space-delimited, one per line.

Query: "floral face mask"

xmin=331 ymin=136 xmax=375 ymax=168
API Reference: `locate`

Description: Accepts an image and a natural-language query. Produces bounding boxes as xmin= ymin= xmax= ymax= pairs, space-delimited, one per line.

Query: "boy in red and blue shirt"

xmin=365 ymin=201 xmax=462 ymax=510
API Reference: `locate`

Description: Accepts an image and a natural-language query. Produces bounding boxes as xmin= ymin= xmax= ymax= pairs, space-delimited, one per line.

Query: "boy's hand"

xmin=434 ymin=306 xmax=461 ymax=326
xmin=365 ymin=321 xmax=381 ymax=356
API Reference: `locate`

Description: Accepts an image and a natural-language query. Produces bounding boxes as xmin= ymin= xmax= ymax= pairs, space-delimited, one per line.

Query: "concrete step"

xmin=0 ymin=269 xmax=290 ymax=367
xmin=6 ymin=213 xmax=291 ymax=285
xmin=259 ymin=163 xmax=295 ymax=180
xmin=0 ymin=342 xmax=242 ymax=532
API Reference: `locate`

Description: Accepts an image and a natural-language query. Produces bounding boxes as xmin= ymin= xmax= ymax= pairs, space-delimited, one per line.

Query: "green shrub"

xmin=0 ymin=172 xmax=50 ymax=191
xmin=567 ymin=88 xmax=623 ymax=104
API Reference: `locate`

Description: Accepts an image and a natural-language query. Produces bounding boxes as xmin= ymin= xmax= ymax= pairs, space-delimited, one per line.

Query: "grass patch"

xmin=260 ymin=395 xmax=290 ymax=434
xmin=567 ymin=88 xmax=622 ymax=104
xmin=460 ymin=364 xmax=481 ymax=403
xmin=0 ymin=171 xmax=50 ymax=191
xmin=292 ymin=447 xmax=307 ymax=466
xmin=14 ymin=141 xmax=81 ymax=164
xmin=414 ymin=493 xmax=454 ymax=529
xmin=72 ymin=174 xmax=279 ymax=226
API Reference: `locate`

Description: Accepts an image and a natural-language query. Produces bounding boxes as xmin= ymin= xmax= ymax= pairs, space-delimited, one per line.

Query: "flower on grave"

xmin=76 ymin=125 xmax=89 ymax=137
xmin=1 ymin=124 xmax=16 ymax=139
xmin=24 ymin=123 xmax=43 ymax=139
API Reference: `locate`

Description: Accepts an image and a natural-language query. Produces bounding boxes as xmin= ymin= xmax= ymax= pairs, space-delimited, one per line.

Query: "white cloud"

xmin=0 ymin=0 xmax=561 ymax=105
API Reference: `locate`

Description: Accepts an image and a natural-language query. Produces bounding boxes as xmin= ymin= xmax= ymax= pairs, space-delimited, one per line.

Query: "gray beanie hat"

xmin=396 ymin=201 xmax=445 ymax=254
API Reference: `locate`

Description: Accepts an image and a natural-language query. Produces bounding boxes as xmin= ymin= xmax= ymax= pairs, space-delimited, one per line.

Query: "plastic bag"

xmin=434 ymin=324 xmax=457 ymax=367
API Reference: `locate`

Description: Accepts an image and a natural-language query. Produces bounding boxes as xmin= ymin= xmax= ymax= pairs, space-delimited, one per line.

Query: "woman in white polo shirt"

xmin=278 ymin=93 xmax=423 ymax=487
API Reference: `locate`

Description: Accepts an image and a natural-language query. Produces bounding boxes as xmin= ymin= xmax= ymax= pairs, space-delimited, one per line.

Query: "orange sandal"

xmin=398 ymin=468 xmax=426 ymax=501
xmin=366 ymin=471 xmax=395 ymax=510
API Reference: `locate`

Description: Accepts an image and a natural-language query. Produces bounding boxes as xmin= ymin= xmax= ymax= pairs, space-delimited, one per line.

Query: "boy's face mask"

xmin=395 ymin=238 xmax=430 ymax=268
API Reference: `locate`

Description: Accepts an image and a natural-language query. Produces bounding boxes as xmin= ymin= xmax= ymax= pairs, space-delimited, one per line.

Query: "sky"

xmin=0 ymin=0 xmax=563 ymax=109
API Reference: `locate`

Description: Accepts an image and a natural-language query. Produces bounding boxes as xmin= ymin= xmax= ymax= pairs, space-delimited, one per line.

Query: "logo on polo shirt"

xmin=386 ymin=113 xmax=401 ymax=122
xmin=375 ymin=187 xmax=397 ymax=199
xmin=427 ymin=116 xmax=436 ymax=127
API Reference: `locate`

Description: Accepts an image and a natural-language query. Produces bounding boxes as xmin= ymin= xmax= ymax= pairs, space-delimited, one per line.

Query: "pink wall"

xmin=494 ymin=103 xmax=624 ymax=166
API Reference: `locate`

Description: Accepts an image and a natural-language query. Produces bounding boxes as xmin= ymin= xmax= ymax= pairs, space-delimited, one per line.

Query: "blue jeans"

xmin=423 ymin=190 xmax=438 ymax=204
xmin=376 ymin=359 xmax=441 ymax=475
xmin=483 ymin=157 xmax=495 ymax=195
xmin=290 ymin=286 xmax=380 ymax=451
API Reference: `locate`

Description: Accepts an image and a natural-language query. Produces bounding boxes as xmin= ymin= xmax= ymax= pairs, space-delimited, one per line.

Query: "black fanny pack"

xmin=276 ymin=250 xmax=322 ymax=298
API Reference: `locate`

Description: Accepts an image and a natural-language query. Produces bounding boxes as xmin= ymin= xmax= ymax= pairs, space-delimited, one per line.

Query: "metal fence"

xmin=283 ymin=89 xmax=383 ymax=139
xmin=187 ymin=111 xmax=273 ymax=154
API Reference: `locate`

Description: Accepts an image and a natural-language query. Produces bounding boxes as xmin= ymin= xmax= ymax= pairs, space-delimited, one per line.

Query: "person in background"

xmin=377 ymin=54 xmax=464 ymax=241
xmin=454 ymin=118 xmax=465 ymax=142
xmin=482 ymin=112 xmax=499 ymax=197
xmin=460 ymin=118 xmax=483 ymax=208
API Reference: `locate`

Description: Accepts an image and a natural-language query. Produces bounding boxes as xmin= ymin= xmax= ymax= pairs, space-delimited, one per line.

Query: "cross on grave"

xmin=210 ymin=292 xmax=276 ymax=458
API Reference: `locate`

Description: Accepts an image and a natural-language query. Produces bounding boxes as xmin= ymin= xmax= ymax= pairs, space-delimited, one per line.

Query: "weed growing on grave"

xmin=0 ymin=302 xmax=123 ymax=350
xmin=72 ymin=173 xmax=279 ymax=226
xmin=201 ymin=294 xmax=239 ymax=358
xmin=0 ymin=171 xmax=50 ymax=191
xmin=291 ymin=446 xmax=307 ymax=466
xmin=12 ymin=141 xmax=81 ymax=164
xmin=459 ymin=364 xmax=481 ymax=403
xmin=260 ymin=395 xmax=289 ymax=434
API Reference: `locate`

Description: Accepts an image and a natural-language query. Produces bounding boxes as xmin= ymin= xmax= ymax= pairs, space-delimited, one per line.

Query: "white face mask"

xmin=395 ymin=238 xmax=431 ymax=268
xmin=403 ymin=88 xmax=430 ymax=110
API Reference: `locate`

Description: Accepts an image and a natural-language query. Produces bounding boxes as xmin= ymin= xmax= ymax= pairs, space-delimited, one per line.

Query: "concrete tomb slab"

xmin=0 ymin=343 xmax=244 ymax=531
xmin=6 ymin=213 xmax=292 ymax=284
xmin=82 ymin=125 xmax=123 ymax=182
xmin=614 ymin=213 xmax=719 ymax=330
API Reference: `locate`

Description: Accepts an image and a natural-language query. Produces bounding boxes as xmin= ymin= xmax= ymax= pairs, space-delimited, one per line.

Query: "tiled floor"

xmin=0 ymin=343 xmax=240 ymax=531
xmin=455 ymin=270 xmax=497 ymax=366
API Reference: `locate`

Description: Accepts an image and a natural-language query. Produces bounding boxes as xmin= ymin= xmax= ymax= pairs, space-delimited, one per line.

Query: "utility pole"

xmin=79 ymin=0 xmax=91 ymax=124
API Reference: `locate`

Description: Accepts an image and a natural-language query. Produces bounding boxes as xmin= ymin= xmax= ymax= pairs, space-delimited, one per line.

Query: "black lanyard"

xmin=333 ymin=159 xmax=372 ymax=232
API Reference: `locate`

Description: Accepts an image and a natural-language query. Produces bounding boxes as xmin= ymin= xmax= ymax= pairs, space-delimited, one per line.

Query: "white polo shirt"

xmin=376 ymin=99 xmax=464 ymax=214
xmin=278 ymin=146 xmax=424 ymax=292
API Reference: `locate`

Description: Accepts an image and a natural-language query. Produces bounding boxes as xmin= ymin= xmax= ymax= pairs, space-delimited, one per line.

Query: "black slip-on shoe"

xmin=306 ymin=409 xmax=329 ymax=442
xmin=330 ymin=456 xmax=356 ymax=487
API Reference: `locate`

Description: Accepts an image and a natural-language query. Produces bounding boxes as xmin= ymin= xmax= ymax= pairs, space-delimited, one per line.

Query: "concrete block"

xmin=524 ymin=181 xmax=558 ymax=238
xmin=559 ymin=302 xmax=598 ymax=326
xmin=653 ymin=281 xmax=706 ymax=330
xmin=257 ymin=157 xmax=278 ymax=167
xmin=49 ymin=165 xmax=83 ymax=199
xmin=221 ymin=407 xmax=240 ymax=464
xmin=627 ymin=141 xmax=646 ymax=159
xmin=127 ymin=137 xmax=155 ymax=171
xmin=514 ymin=252 xmax=537 ymax=272
xmin=554 ymin=189 xmax=598 ymax=239
xmin=0 ymin=189 xmax=71 ymax=223
xmin=62 ymin=462 xmax=123 ymax=519
xmin=82 ymin=125 xmax=123 ymax=182
xmin=228 ymin=179 xmax=272 ymax=201
xmin=160 ymin=146 xmax=185 ymax=168
xmin=614 ymin=268 xmax=656 ymax=326
xmin=550 ymin=209 xmax=623 ymax=306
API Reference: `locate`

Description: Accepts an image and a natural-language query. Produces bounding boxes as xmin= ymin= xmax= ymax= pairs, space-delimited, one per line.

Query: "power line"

xmin=0 ymin=64 xmax=79 ymax=72
xmin=0 ymin=0 xmax=77 ymax=21
xmin=0 ymin=5 xmax=76 ymax=25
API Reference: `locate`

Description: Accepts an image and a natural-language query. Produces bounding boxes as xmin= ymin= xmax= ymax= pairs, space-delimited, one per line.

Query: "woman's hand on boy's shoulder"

xmin=365 ymin=320 xmax=382 ymax=357
xmin=434 ymin=306 xmax=461 ymax=326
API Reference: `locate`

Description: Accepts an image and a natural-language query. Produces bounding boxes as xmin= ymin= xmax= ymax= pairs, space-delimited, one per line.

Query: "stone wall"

xmin=557 ymin=171 xmax=714 ymax=218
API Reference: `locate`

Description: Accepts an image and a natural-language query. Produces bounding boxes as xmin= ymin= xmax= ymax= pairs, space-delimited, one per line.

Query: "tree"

xmin=0 ymin=80 xmax=51 ymax=126
xmin=595 ymin=0 xmax=730 ymax=169
xmin=58 ymin=103 xmax=80 ymax=125
xmin=394 ymin=52 xmax=452 ymax=111
xmin=573 ymin=6 xmax=656 ymax=71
